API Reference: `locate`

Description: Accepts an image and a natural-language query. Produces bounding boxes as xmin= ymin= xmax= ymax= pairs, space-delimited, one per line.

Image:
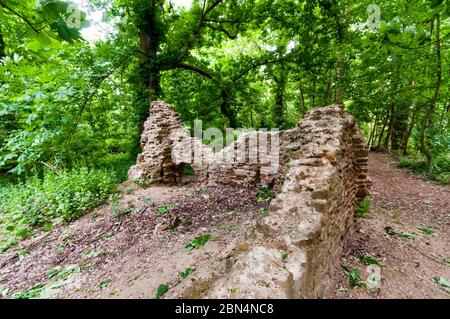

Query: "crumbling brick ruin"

xmin=129 ymin=101 xmax=371 ymax=298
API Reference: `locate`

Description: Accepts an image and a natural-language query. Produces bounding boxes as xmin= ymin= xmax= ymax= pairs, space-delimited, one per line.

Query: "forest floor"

xmin=330 ymin=152 xmax=450 ymax=299
xmin=0 ymin=153 xmax=448 ymax=299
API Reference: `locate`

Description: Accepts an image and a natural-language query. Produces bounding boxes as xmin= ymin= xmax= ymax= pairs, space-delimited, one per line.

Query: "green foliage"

xmin=384 ymin=226 xmax=396 ymax=236
xmin=134 ymin=178 xmax=153 ymax=188
xmin=183 ymin=164 xmax=196 ymax=176
xmin=354 ymin=197 xmax=372 ymax=218
xmin=13 ymin=284 xmax=45 ymax=299
xmin=185 ymin=234 xmax=212 ymax=251
xmin=154 ymin=203 xmax=174 ymax=217
xmin=399 ymin=232 xmax=416 ymax=240
xmin=433 ymin=277 xmax=450 ymax=294
xmin=180 ymin=267 xmax=196 ymax=279
xmin=398 ymin=156 xmax=450 ymax=185
xmin=440 ymin=255 xmax=450 ymax=266
xmin=343 ymin=266 xmax=366 ymax=289
xmin=256 ymin=187 xmax=275 ymax=201
xmin=360 ymin=255 xmax=380 ymax=266
xmin=47 ymin=264 xmax=81 ymax=280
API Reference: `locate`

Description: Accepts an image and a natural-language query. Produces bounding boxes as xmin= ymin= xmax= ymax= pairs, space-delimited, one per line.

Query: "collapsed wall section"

xmin=128 ymin=101 xmax=286 ymax=185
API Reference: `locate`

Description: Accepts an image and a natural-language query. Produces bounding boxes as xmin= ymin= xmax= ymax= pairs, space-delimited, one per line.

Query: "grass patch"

xmin=0 ymin=168 xmax=117 ymax=253
xmin=418 ymin=227 xmax=435 ymax=236
xmin=256 ymin=187 xmax=275 ymax=201
xmin=154 ymin=204 xmax=175 ymax=217
xmin=343 ymin=266 xmax=366 ymax=289
xmin=185 ymin=234 xmax=212 ymax=251
xmin=180 ymin=267 xmax=196 ymax=279
xmin=360 ymin=255 xmax=380 ymax=266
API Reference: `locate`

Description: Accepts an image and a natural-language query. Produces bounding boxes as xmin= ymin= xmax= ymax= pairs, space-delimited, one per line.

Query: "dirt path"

xmin=330 ymin=152 xmax=450 ymax=299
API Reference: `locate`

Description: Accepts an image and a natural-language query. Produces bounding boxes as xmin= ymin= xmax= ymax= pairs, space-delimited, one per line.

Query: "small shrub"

xmin=354 ymin=197 xmax=372 ymax=218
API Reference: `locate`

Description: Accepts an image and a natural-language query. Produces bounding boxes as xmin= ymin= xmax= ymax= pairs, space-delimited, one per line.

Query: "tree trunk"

xmin=136 ymin=0 xmax=162 ymax=130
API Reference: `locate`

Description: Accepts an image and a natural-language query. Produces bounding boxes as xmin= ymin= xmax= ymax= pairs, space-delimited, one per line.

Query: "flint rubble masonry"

xmin=128 ymin=101 xmax=371 ymax=298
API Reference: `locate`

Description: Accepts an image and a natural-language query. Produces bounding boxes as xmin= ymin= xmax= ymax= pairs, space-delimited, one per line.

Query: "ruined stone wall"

xmin=129 ymin=102 xmax=370 ymax=298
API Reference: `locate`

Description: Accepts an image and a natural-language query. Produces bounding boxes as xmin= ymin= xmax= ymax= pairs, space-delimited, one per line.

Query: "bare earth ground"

xmin=0 ymin=153 xmax=448 ymax=299
xmin=330 ymin=152 xmax=450 ymax=299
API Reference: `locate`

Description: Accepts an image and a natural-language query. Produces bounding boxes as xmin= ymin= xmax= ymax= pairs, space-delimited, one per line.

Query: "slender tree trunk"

xmin=221 ymin=88 xmax=237 ymax=128
xmin=439 ymin=97 xmax=448 ymax=134
xmin=377 ymin=110 xmax=389 ymax=149
xmin=336 ymin=50 xmax=345 ymax=106
xmin=335 ymin=8 xmax=347 ymax=108
xmin=391 ymin=69 xmax=411 ymax=151
xmin=0 ymin=28 xmax=5 ymax=58
xmin=403 ymin=108 xmax=417 ymax=156
xmin=383 ymin=103 xmax=396 ymax=152
xmin=326 ymin=70 xmax=333 ymax=105
xmin=420 ymin=14 xmax=442 ymax=173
